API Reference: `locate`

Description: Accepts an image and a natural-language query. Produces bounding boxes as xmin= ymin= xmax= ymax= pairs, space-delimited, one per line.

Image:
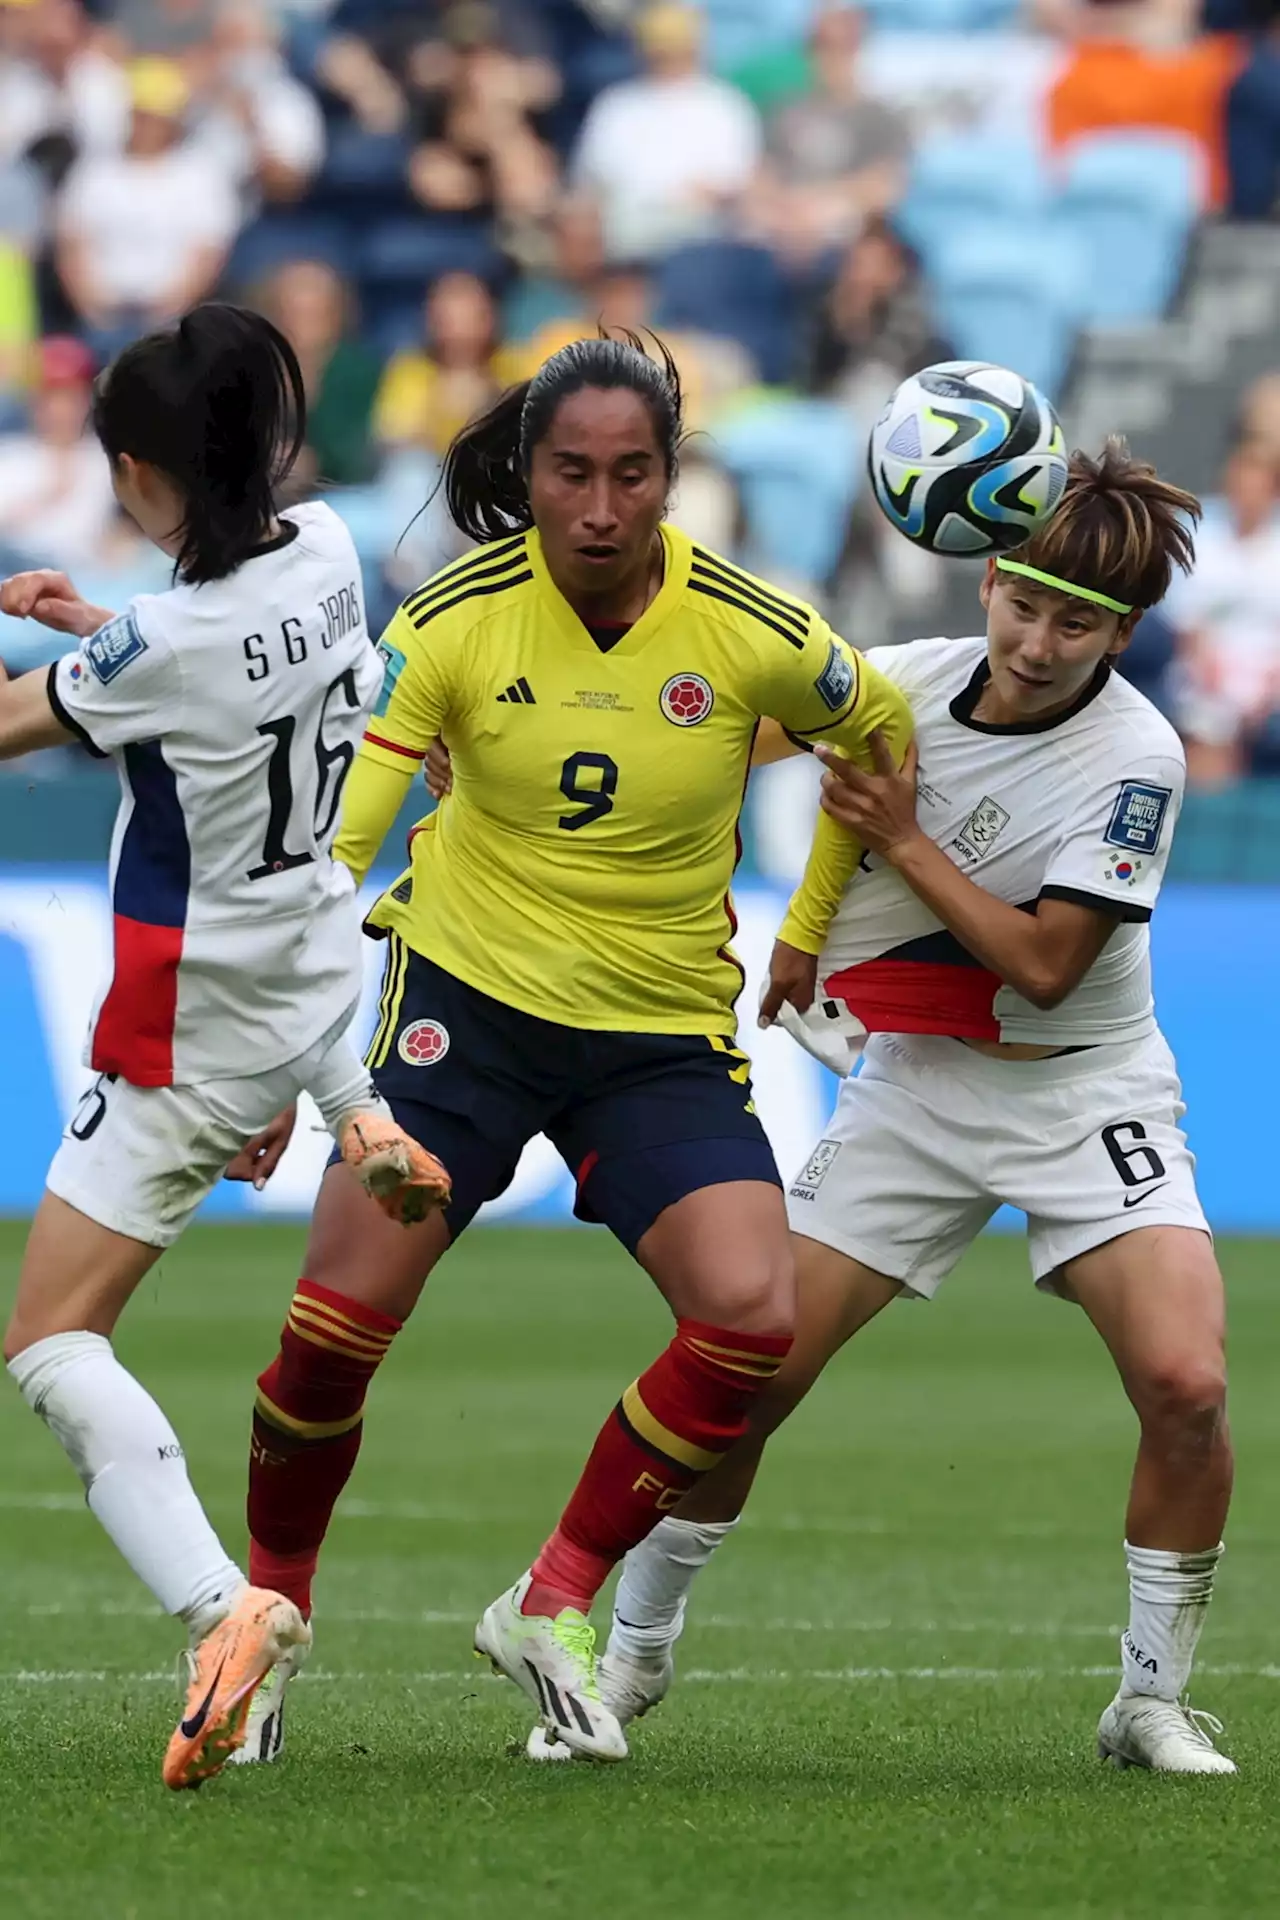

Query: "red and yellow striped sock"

xmin=525 ymin=1318 xmax=791 ymax=1616
xmin=248 ymin=1280 xmax=401 ymax=1617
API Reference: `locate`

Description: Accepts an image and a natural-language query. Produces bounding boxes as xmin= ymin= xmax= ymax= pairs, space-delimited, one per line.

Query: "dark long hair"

xmin=441 ymin=331 xmax=684 ymax=543
xmin=92 ymin=303 xmax=306 ymax=585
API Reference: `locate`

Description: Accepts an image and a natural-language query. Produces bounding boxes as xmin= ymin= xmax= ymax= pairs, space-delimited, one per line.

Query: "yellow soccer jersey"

xmin=336 ymin=521 xmax=911 ymax=1035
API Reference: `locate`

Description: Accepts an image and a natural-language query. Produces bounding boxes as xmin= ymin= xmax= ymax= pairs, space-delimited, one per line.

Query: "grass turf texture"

xmin=1 ymin=1223 xmax=1278 ymax=1919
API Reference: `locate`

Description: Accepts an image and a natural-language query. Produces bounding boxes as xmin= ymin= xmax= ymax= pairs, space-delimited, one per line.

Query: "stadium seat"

xmin=354 ymin=219 xmax=505 ymax=296
xmin=860 ymin=0 xmax=1021 ymax=28
xmin=897 ymin=134 xmax=1049 ymax=263
xmin=1050 ymin=132 xmax=1202 ymax=325
xmin=226 ymin=213 xmax=354 ymax=290
xmin=655 ymin=241 xmax=797 ymax=386
xmin=712 ymin=395 xmax=861 ymax=587
xmin=315 ymin=128 xmax=415 ymax=208
xmin=700 ymin=0 xmax=817 ymax=73
xmin=929 ymin=229 xmax=1077 ymax=396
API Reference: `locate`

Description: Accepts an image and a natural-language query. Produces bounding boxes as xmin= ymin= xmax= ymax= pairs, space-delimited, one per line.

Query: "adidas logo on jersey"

xmin=496 ymin=679 xmax=536 ymax=705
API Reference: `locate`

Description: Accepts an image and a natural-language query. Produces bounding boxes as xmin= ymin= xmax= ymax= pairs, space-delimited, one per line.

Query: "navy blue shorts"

xmin=358 ymin=937 xmax=780 ymax=1253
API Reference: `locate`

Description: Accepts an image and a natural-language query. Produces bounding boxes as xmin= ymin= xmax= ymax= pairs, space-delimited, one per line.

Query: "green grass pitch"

xmin=2 ymin=1221 xmax=1279 ymax=1919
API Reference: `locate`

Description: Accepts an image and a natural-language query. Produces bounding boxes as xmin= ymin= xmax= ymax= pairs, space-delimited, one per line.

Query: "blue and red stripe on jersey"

xmin=821 ymin=919 xmax=1037 ymax=1041
xmin=92 ymin=740 xmax=191 ymax=1086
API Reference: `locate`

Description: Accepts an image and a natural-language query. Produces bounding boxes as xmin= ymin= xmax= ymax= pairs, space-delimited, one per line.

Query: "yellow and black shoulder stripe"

xmin=687 ymin=546 xmax=811 ymax=651
xmin=400 ymin=533 xmax=533 ymax=630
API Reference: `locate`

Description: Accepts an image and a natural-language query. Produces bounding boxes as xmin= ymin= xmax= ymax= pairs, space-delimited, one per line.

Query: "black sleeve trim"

xmin=1039 ymin=883 xmax=1152 ymax=924
xmin=782 ymin=701 xmax=860 ymax=742
xmin=46 ymin=661 xmax=108 ymax=759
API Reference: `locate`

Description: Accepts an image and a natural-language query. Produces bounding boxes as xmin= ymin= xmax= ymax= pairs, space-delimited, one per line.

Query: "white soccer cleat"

xmin=474 ymin=1572 xmax=627 ymax=1762
xmin=226 ymin=1634 xmax=309 ymax=1766
xmin=600 ymin=1645 xmax=674 ymax=1724
xmin=1097 ymin=1690 xmax=1237 ymax=1774
xmin=523 ymin=1643 xmax=674 ymax=1761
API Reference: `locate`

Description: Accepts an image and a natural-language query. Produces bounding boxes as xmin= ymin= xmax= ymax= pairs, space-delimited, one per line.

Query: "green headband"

xmin=995 ymin=558 xmax=1133 ymax=616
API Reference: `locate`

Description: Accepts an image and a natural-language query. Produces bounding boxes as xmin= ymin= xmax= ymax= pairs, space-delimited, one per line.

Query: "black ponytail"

xmin=441 ymin=330 xmax=684 ymax=544
xmin=92 ymin=303 xmax=306 ymax=585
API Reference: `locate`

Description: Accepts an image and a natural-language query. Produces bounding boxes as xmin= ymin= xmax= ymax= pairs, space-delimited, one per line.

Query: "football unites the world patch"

xmin=397 ymin=1018 xmax=450 ymax=1066
xmin=373 ymin=639 xmax=407 ymax=717
xmin=84 ymin=613 xmax=147 ymax=684
xmin=660 ymin=673 xmax=714 ymax=726
xmin=1105 ymin=781 xmax=1171 ymax=855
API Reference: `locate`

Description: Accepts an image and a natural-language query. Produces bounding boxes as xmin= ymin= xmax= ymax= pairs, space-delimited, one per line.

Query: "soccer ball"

xmin=868 ymin=361 xmax=1068 ymax=556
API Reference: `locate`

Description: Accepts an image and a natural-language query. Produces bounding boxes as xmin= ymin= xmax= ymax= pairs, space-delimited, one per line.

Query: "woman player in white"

xmin=0 ymin=305 xmax=447 ymax=1790
xmin=583 ymin=441 xmax=1238 ymax=1775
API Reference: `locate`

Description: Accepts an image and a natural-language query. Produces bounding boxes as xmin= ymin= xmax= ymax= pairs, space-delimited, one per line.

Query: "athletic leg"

xmin=1061 ymin=1227 xmax=1235 ymax=1773
xmin=602 ymin=1235 xmax=899 ymax=1719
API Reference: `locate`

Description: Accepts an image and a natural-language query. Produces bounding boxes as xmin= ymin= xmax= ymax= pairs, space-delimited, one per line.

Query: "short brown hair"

xmin=1006 ymin=437 xmax=1200 ymax=611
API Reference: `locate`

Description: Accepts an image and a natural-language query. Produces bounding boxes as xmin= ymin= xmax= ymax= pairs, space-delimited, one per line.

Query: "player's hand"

xmin=224 ymin=1105 xmax=297 ymax=1190
xmin=424 ymin=736 xmax=453 ymax=800
xmin=815 ymin=731 xmax=922 ymax=863
xmin=758 ymin=939 xmax=819 ymax=1027
xmin=0 ymin=571 xmax=109 ymax=638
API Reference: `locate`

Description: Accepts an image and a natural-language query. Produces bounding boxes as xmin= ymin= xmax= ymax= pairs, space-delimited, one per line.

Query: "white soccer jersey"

xmin=49 ymin=501 xmax=382 ymax=1087
xmin=809 ymin=635 xmax=1185 ymax=1049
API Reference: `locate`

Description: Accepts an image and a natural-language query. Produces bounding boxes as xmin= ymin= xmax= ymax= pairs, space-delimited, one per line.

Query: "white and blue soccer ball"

xmin=868 ymin=361 xmax=1068 ymax=557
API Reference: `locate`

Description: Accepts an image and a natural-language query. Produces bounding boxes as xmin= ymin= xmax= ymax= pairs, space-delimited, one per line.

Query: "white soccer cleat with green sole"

xmin=475 ymin=1572 xmax=627 ymax=1762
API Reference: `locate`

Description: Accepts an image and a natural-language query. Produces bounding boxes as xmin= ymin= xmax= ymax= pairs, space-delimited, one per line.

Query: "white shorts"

xmin=46 ymin=1012 xmax=378 ymax=1248
xmin=786 ymin=1030 xmax=1209 ymax=1299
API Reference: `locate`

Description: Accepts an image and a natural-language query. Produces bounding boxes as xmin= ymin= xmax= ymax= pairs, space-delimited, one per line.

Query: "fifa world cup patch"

xmin=814 ymin=640 xmax=855 ymax=712
xmin=660 ymin=672 xmax=714 ymax=726
xmin=398 ymin=1018 xmax=450 ymax=1066
xmin=374 ymin=639 xmax=407 ymax=717
xmin=1105 ymin=781 xmax=1171 ymax=855
xmin=84 ymin=613 xmax=147 ymax=684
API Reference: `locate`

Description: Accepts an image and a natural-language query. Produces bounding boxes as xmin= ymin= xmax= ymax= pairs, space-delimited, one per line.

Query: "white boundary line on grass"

xmin=3 ymin=1663 xmax=1279 ymax=1687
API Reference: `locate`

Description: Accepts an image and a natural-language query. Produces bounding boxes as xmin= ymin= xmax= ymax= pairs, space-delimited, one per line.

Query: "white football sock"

xmin=1120 ymin=1539 xmax=1223 ymax=1700
xmin=9 ymin=1331 xmax=244 ymax=1638
xmin=609 ymin=1515 xmax=739 ymax=1659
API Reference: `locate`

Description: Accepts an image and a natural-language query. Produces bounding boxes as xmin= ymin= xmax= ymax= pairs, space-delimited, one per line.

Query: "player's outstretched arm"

xmin=816 ymin=733 xmax=1118 ymax=1009
xmin=1 ymin=570 xmax=114 ymax=638
xmin=0 ymin=662 xmax=77 ymax=759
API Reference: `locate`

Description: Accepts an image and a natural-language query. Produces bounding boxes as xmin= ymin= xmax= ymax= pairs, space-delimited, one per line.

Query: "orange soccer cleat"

xmin=339 ymin=1112 xmax=452 ymax=1226
xmin=163 ymin=1586 xmax=312 ymax=1790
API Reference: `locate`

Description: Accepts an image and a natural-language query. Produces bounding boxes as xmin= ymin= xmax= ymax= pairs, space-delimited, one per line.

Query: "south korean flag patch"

xmin=1105 ymin=781 xmax=1171 ymax=856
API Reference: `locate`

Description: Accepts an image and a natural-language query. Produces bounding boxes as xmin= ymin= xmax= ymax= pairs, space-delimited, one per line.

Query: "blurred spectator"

xmin=749 ymin=9 xmax=911 ymax=265
xmin=110 ymin=0 xmax=218 ymax=61
xmin=0 ymin=334 xmax=115 ymax=573
xmin=0 ymin=501 xmax=171 ymax=674
xmin=572 ymin=4 xmax=762 ymax=258
xmin=374 ymin=270 xmax=517 ymax=455
xmin=0 ymin=165 xmax=39 ymax=427
xmin=1045 ymin=12 xmax=1240 ymax=205
xmin=1168 ymin=439 xmax=1280 ymax=787
xmin=503 ymin=191 xmax=606 ymax=340
xmin=0 ymin=0 xmax=128 ymax=180
xmin=190 ymin=4 xmax=325 ymax=214
xmin=258 ymin=258 xmax=380 ymax=487
xmin=405 ymin=2 xmax=559 ymax=237
xmin=1238 ymin=368 xmax=1280 ymax=453
xmin=806 ymin=220 xmax=950 ymax=422
xmin=56 ymin=57 xmax=238 ymax=359
xmin=1225 ymin=19 xmax=1280 ymax=217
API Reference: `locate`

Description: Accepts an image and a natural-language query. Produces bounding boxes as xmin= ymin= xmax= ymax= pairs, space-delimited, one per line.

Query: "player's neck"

xmin=560 ymin=533 xmax=665 ymax=628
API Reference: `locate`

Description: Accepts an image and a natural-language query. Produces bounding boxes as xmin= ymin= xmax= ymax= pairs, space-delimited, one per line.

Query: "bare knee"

xmin=1132 ymin=1355 xmax=1228 ymax=1454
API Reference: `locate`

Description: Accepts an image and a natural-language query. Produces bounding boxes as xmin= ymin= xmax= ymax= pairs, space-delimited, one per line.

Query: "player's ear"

xmin=1107 ymin=611 xmax=1140 ymax=660
xmin=978 ymin=557 xmax=998 ymax=611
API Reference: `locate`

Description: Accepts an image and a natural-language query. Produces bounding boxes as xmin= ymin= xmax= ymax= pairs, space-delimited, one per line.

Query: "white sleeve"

xmin=48 ymin=605 xmax=184 ymax=756
xmin=1039 ymin=750 xmax=1185 ymax=924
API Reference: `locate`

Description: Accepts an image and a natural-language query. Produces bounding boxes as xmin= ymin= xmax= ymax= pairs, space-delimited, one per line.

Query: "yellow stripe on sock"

xmin=254 ymin=1388 xmax=364 ymax=1441
xmin=620 ymin=1381 xmax=724 ymax=1474
xmin=687 ymin=1336 xmax=783 ymax=1371
xmin=289 ymin=1297 xmax=393 ymax=1347
xmin=287 ymin=1305 xmax=390 ymax=1360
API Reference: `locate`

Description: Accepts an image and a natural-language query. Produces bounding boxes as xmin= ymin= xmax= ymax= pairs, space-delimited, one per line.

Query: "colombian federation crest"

xmin=398 ymin=1019 xmax=450 ymax=1066
xmin=660 ymin=673 xmax=714 ymax=726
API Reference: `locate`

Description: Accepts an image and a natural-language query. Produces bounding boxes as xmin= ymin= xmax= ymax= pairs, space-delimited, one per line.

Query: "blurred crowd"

xmin=0 ymin=0 xmax=1278 ymax=830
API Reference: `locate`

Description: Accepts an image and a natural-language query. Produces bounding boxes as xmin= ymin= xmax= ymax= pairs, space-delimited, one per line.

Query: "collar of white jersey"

xmin=950 ymin=654 xmax=1112 ymax=736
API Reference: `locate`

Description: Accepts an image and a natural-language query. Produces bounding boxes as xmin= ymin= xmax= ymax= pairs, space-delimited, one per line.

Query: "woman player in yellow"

xmin=234 ymin=333 xmax=911 ymax=1764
